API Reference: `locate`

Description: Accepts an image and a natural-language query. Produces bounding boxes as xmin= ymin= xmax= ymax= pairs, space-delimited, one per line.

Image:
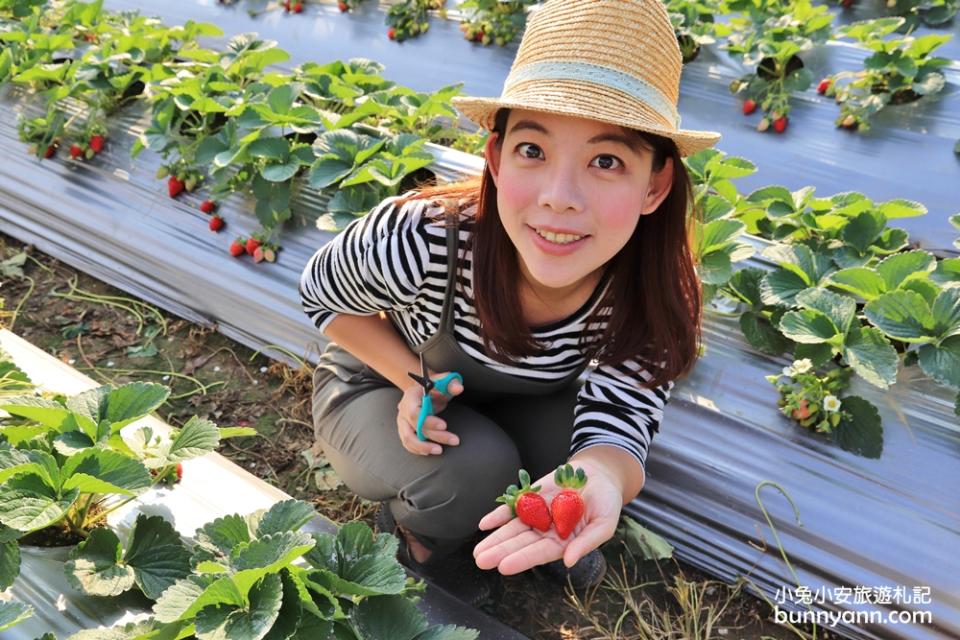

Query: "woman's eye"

xmin=592 ymin=155 xmax=623 ymax=170
xmin=516 ymin=142 xmax=543 ymax=159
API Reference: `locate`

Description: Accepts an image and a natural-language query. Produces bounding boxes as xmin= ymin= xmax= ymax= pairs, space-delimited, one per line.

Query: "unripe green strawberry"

xmin=156 ymin=165 xmax=169 ymax=179
xmin=550 ymin=464 xmax=587 ymax=540
xmin=497 ymin=469 xmax=551 ymax=532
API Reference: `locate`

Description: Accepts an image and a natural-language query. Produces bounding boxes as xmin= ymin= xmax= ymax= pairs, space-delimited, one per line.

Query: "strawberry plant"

xmin=457 ymin=0 xmax=536 ymax=47
xmin=0 ymin=6 xmax=77 ymax=85
xmin=883 ymin=0 xmax=957 ymax=29
xmin=724 ymin=0 xmax=834 ymax=128
xmin=819 ymin=18 xmax=951 ymax=132
xmin=666 ymin=0 xmax=730 ymax=63
xmin=308 ymin=128 xmax=434 ymax=230
xmin=765 ymin=359 xmax=884 ymax=456
xmin=385 ymin=0 xmax=445 ymax=42
xmin=0 ymin=381 xmax=255 ymax=592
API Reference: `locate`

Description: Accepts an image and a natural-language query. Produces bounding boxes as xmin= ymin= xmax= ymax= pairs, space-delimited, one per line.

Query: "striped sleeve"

xmin=570 ymin=358 xmax=674 ymax=471
xmin=298 ymin=196 xmax=433 ymax=334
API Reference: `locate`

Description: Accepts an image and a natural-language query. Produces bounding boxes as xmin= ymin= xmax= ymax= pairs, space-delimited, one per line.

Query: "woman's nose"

xmin=536 ymin=163 xmax=586 ymax=214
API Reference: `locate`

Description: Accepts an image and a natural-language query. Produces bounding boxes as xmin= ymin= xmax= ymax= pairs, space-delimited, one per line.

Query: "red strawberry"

xmin=474 ymin=30 xmax=484 ymax=42
xmin=44 ymin=144 xmax=56 ymax=158
xmin=792 ymin=399 xmax=811 ymax=420
xmin=841 ymin=0 xmax=853 ymax=8
xmin=230 ymin=238 xmax=246 ymax=257
xmin=245 ymin=236 xmax=262 ymax=255
xmin=293 ymin=1 xmax=303 ymax=12
xmin=200 ymin=199 xmax=216 ymax=214
xmin=742 ymin=99 xmax=757 ymax=115
xmin=69 ymin=144 xmax=83 ymax=159
xmin=817 ymin=79 xmax=831 ymax=95
xmin=168 ymin=176 xmax=185 ymax=198
xmin=338 ymin=0 xmax=348 ymax=10
xmin=209 ymin=215 xmax=224 ymax=232
xmin=773 ymin=115 xmax=788 ymax=133
xmin=550 ymin=464 xmax=587 ymax=540
xmin=497 ymin=469 xmax=551 ymax=532
xmin=175 ymin=463 xmax=183 ymax=482
xmin=387 ymin=27 xmax=397 ymax=40
xmin=89 ymin=135 xmax=104 ymax=153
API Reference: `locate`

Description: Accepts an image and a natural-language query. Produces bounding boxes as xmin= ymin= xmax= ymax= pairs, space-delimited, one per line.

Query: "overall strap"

xmin=440 ymin=209 xmax=461 ymax=334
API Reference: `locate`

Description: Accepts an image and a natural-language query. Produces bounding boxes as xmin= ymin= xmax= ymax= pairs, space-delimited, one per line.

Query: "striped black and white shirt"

xmin=299 ymin=193 xmax=673 ymax=472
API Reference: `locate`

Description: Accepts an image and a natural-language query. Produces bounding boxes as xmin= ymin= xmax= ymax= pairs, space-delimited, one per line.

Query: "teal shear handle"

xmin=415 ymin=372 xmax=463 ymax=441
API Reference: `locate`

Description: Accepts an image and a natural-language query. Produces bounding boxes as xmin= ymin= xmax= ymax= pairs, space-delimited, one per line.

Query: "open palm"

xmin=472 ymin=461 xmax=623 ymax=575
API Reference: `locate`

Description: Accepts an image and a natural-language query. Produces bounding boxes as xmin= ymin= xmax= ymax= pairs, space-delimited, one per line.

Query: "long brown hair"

xmin=394 ymin=108 xmax=702 ymax=389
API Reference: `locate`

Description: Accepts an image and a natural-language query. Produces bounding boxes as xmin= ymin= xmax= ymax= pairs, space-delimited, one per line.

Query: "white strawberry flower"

xmin=792 ymin=358 xmax=813 ymax=374
xmin=782 ymin=365 xmax=795 ymax=377
xmin=823 ymin=395 xmax=841 ymax=413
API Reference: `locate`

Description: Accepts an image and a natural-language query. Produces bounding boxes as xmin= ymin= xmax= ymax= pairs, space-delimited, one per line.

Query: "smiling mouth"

xmin=530 ymin=226 xmax=588 ymax=245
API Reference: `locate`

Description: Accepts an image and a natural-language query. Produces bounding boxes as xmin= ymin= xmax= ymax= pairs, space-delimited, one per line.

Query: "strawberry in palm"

xmin=497 ymin=469 xmax=551 ymax=532
xmin=550 ymin=463 xmax=587 ymax=539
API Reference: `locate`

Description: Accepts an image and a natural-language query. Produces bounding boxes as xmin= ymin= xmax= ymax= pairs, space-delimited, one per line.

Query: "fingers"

xmin=473 ymin=527 xmax=545 ymax=570
xmin=474 ymin=530 xmax=564 ymax=575
xmin=477 ymin=504 xmax=514 ymax=531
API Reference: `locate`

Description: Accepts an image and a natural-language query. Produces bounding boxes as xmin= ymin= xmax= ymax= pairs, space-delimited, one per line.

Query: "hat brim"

xmin=451 ymin=96 xmax=720 ymax=158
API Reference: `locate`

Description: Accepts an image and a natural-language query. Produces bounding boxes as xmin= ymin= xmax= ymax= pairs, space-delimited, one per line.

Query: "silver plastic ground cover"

xmin=99 ymin=0 xmax=960 ymax=256
xmin=0 ymin=329 xmax=528 ymax=640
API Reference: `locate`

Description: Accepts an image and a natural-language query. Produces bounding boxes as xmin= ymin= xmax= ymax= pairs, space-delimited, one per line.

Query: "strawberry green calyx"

xmin=553 ymin=463 xmax=587 ymax=490
xmin=496 ymin=468 xmax=541 ymax=515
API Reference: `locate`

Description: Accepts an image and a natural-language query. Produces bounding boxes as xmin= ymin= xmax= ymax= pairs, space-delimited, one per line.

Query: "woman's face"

xmin=484 ymin=109 xmax=674 ymax=296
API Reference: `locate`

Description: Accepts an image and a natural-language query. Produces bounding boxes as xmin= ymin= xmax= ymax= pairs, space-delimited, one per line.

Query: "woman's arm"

xmin=324 ymin=312 xmax=422 ymax=390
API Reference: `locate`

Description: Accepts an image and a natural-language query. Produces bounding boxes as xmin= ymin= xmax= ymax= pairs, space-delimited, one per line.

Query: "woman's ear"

xmin=483 ymin=131 xmax=501 ymax=188
xmin=640 ymin=156 xmax=675 ymax=215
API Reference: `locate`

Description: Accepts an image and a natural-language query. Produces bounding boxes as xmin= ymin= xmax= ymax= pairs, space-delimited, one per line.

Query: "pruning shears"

xmin=407 ymin=352 xmax=463 ymax=442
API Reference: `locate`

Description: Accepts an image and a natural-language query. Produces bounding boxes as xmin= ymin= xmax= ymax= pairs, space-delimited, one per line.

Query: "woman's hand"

xmin=472 ymin=460 xmax=623 ymax=573
xmin=396 ymin=373 xmax=464 ymax=456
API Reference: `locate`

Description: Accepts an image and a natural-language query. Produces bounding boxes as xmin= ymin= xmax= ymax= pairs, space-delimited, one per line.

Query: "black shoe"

xmin=376 ymin=502 xmax=498 ymax=609
xmin=534 ymin=548 xmax=607 ymax=591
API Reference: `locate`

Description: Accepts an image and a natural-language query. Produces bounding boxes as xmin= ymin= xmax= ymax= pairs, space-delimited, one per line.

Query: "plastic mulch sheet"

xmin=101 ymin=0 xmax=960 ymax=256
xmin=1 ymin=3 xmax=958 ymax=639
xmin=0 ymin=329 xmax=528 ymax=640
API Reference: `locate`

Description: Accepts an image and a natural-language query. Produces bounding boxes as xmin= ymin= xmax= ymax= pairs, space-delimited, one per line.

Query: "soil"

xmin=0 ymin=231 xmax=834 ymax=640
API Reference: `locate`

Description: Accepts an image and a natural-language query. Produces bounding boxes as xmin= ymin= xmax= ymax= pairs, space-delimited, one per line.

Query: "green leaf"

xmin=793 ymin=342 xmax=835 ymax=367
xmin=699 ymin=252 xmax=732 ymax=286
xmin=832 ymin=396 xmax=883 ymax=458
xmin=352 ymin=595 xmax=429 ymax=640
xmin=918 ymin=337 xmax=960 ymax=388
xmin=267 ymin=85 xmax=295 ymax=116
xmin=0 ymin=474 xmax=78 ymax=533
xmin=125 ymin=514 xmax=192 ymax=600
xmin=195 ymin=514 xmax=252 ymax=557
xmin=876 ymin=250 xmax=936 ymax=291
xmin=413 ymin=625 xmax=481 ymax=640
xmin=740 ymin=312 xmax=792 ymax=355
xmin=841 ymin=210 xmax=886 ymax=254
xmin=705 ymin=154 xmax=756 ymax=179
xmin=617 ymin=516 xmax=674 ymax=561
xmin=0 ymin=443 xmax=41 ymax=484
xmin=153 ymin=575 xmax=233 ymax=624
xmin=931 ymin=286 xmax=960 ymax=340
xmin=260 ymin=160 xmax=300 ymax=183
xmin=843 ymin=326 xmax=899 ymax=389
xmin=168 ymin=416 xmax=220 ymax=462
xmin=0 ymin=396 xmax=74 ymax=431
xmin=0 ymin=539 xmax=20 ymax=590
xmin=864 ymin=290 xmax=936 ymax=342
xmin=877 ymin=199 xmax=926 ymax=219
xmin=307 ymin=157 xmax=353 ymax=190
xmin=827 ymin=268 xmax=886 ymax=301
xmin=761 ymin=244 xmax=830 ymax=286
xmin=761 ymin=269 xmax=811 ymax=307
xmin=305 ymin=523 xmax=406 ymax=597
xmin=61 ymin=448 xmax=152 ymax=496
xmin=195 ymin=573 xmax=283 ymax=640
xmin=727 ymin=267 xmax=765 ymax=307
xmin=779 ymin=309 xmax=839 ymax=344
xmin=255 ymin=500 xmax=315 ymax=538
xmin=247 ymin=137 xmax=290 ymax=160
xmin=795 ymin=288 xmax=857 ymax=336
xmin=0 ymin=601 xmax=32 ymax=632
xmin=66 ymin=527 xmax=137 ymax=596
xmin=219 ymin=427 xmax=258 ymax=440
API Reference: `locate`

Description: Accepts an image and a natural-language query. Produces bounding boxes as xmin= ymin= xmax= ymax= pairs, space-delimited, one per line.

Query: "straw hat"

xmin=451 ymin=0 xmax=721 ymax=157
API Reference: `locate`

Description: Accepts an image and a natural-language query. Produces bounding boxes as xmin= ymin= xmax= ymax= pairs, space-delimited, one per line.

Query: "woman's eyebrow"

xmin=507 ymin=119 xmax=641 ymax=154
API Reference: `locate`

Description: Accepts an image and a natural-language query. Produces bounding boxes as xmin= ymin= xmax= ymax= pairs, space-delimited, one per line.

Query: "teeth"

xmin=535 ymin=228 xmax=584 ymax=244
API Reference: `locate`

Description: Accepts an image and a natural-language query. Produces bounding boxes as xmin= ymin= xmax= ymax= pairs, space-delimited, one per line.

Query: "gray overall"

xmin=311 ymin=211 xmax=590 ymax=554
